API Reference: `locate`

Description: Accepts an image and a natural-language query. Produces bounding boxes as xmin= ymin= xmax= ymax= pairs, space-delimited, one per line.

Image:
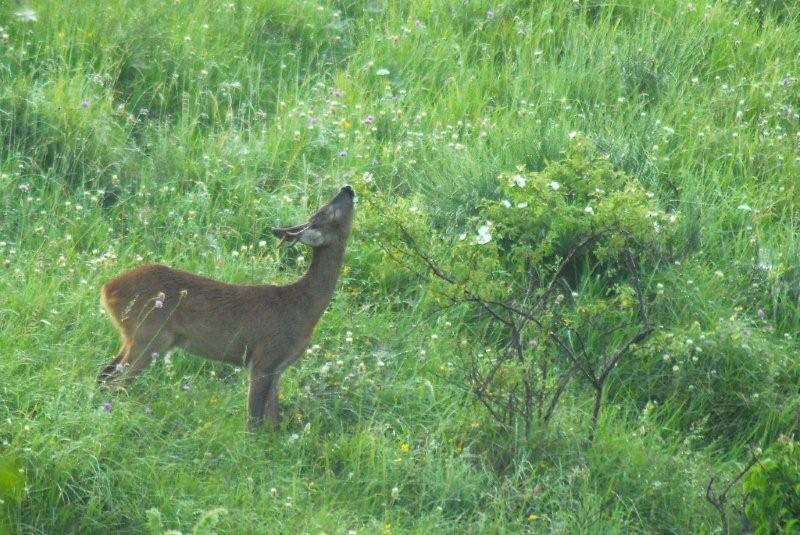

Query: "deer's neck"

xmin=292 ymin=241 xmax=347 ymax=322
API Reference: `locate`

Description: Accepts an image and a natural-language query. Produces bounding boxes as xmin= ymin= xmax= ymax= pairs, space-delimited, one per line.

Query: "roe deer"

xmin=97 ymin=185 xmax=355 ymax=431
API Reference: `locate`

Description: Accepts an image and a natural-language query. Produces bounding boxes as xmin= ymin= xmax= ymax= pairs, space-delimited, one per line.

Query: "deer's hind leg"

xmin=97 ymin=343 xmax=130 ymax=384
xmin=115 ymin=331 xmax=176 ymax=383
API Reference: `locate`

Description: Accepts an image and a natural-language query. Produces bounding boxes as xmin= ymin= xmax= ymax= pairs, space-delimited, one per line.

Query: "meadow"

xmin=1 ymin=0 xmax=800 ymax=533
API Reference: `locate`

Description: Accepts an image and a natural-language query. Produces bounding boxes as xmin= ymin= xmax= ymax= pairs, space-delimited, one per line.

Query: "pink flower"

xmin=101 ymin=401 xmax=113 ymax=412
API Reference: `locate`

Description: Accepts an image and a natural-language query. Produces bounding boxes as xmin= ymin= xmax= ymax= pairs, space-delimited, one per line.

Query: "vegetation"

xmin=1 ymin=1 xmax=799 ymax=533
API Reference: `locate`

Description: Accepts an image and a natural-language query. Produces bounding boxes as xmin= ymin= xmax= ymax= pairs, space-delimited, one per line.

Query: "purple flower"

xmin=363 ymin=115 xmax=374 ymax=125
xmin=338 ymin=149 xmax=348 ymax=157
xmin=80 ymin=100 xmax=90 ymax=109
xmin=486 ymin=10 xmax=495 ymax=20
xmin=332 ymin=89 xmax=342 ymax=98
xmin=101 ymin=401 xmax=113 ymax=412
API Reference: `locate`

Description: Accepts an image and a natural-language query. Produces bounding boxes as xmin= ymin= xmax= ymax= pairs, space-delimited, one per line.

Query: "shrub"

xmin=366 ymin=139 xmax=677 ymax=437
xmin=744 ymin=435 xmax=800 ymax=534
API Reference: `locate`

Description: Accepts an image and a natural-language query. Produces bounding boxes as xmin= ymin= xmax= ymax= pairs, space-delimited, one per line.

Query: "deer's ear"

xmin=271 ymin=228 xmax=288 ymax=239
xmin=298 ymin=228 xmax=325 ymax=247
xmin=271 ymin=224 xmax=309 ymax=245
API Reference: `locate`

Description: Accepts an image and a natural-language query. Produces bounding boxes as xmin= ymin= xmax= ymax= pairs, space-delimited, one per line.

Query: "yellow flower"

xmin=383 ymin=523 xmax=392 ymax=534
xmin=399 ymin=442 xmax=410 ymax=453
xmin=528 ymin=514 xmax=539 ymax=521
xmin=341 ymin=119 xmax=352 ymax=129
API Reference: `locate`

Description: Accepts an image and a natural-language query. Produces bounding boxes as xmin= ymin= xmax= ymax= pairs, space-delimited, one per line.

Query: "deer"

xmin=97 ymin=185 xmax=355 ymax=431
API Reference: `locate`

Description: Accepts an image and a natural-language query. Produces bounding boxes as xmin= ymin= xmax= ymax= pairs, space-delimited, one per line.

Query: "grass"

xmin=1 ymin=0 xmax=799 ymax=533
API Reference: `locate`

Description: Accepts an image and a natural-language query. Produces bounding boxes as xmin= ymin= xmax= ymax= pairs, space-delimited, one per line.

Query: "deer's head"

xmin=271 ymin=185 xmax=355 ymax=248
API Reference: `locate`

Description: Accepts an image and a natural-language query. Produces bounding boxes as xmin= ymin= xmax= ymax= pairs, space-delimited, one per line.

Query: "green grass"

xmin=2 ymin=0 xmax=799 ymax=533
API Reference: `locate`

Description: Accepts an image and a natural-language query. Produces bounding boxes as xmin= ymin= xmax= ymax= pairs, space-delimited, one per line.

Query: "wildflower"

xmin=757 ymin=308 xmax=766 ymax=320
xmin=500 ymin=199 xmax=511 ymax=208
xmin=154 ymin=299 xmax=164 ymax=309
xmin=391 ymin=486 xmax=400 ymax=499
xmin=486 ymin=10 xmax=495 ymax=19
xmin=476 ymin=223 xmax=492 ymax=245
xmin=182 ymin=383 xmax=191 ymax=391
xmin=376 ymin=68 xmax=391 ymax=76
xmin=517 ymin=202 xmax=528 ymax=208
xmin=548 ymin=180 xmax=561 ymax=191
xmin=568 ymin=131 xmax=578 ymax=139
xmin=714 ymin=270 xmax=724 ymax=279
xmin=528 ymin=514 xmax=539 ymax=521
xmin=363 ymin=115 xmax=374 ymax=124
xmin=362 ymin=171 xmax=374 ymax=183
xmin=101 ymin=401 xmax=113 ymax=412
xmin=332 ymin=89 xmax=342 ymax=98
xmin=584 ymin=205 xmax=594 ymax=214
xmin=270 ymin=487 xmax=278 ymax=497
xmin=736 ymin=204 xmax=752 ymax=212
xmin=15 ymin=8 xmax=37 ymax=22
xmin=399 ymin=442 xmax=410 ymax=452
xmin=338 ymin=149 xmax=348 ymax=157
xmin=80 ymin=100 xmax=90 ymax=109
xmin=511 ymin=174 xmax=526 ymax=187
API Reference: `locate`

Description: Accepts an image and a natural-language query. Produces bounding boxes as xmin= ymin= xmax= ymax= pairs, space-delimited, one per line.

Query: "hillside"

xmin=1 ymin=1 xmax=799 ymax=533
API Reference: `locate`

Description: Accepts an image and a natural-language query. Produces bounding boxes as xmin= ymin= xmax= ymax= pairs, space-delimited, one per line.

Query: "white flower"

xmin=376 ymin=68 xmax=391 ymax=76
xmin=500 ymin=199 xmax=511 ymax=208
xmin=15 ymin=8 xmax=37 ymax=22
xmin=391 ymin=486 xmax=400 ymax=499
xmin=362 ymin=171 xmax=374 ymax=183
xmin=517 ymin=202 xmax=528 ymax=209
xmin=584 ymin=205 xmax=594 ymax=214
xmin=458 ymin=233 xmax=467 ymax=241
xmin=549 ymin=181 xmax=561 ymax=191
xmin=476 ymin=224 xmax=492 ymax=245
xmin=568 ymin=131 xmax=578 ymax=139
xmin=512 ymin=174 xmax=526 ymax=187
xmin=737 ymin=204 xmax=752 ymax=212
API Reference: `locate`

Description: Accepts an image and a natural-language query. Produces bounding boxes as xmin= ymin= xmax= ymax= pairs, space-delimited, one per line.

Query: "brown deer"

xmin=97 ymin=185 xmax=355 ymax=431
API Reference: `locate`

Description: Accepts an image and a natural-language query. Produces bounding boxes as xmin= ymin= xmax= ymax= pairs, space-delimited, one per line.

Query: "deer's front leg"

xmin=263 ymin=372 xmax=283 ymax=428
xmin=247 ymin=351 xmax=279 ymax=432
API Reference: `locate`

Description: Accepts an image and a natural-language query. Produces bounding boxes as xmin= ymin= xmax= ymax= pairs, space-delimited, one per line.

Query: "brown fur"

xmin=98 ymin=186 xmax=355 ymax=430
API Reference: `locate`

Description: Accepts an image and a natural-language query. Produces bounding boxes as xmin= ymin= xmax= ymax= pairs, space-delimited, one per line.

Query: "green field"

xmin=2 ymin=1 xmax=800 ymax=533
